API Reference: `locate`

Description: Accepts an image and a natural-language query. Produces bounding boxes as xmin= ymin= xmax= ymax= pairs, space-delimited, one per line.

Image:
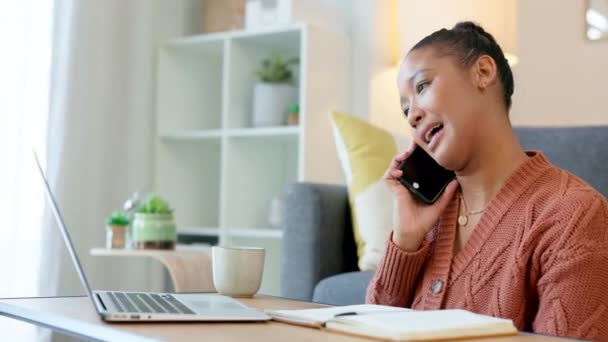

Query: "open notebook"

xmin=266 ymin=305 xmax=517 ymax=341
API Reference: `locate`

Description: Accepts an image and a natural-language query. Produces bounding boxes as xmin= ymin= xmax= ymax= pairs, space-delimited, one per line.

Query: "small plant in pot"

xmin=106 ymin=211 xmax=129 ymax=249
xmin=252 ymin=54 xmax=299 ymax=127
xmin=131 ymin=194 xmax=176 ymax=250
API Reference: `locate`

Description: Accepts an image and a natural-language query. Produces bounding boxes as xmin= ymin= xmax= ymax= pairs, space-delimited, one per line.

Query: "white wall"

xmin=510 ymin=0 xmax=608 ymax=125
xmin=349 ymin=0 xmax=409 ymax=135
xmin=348 ymin=0 xmax=608 ymax=131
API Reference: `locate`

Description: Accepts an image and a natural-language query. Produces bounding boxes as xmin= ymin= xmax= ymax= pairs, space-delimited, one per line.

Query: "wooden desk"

xmin=0 ymin=295 xmax=573 ymax=342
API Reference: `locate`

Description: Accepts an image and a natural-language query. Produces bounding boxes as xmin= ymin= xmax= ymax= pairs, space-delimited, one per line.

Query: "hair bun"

xmin=452 ymin=21 xmax=486 ymax=35
xmin=452 ymin=21 xmax=498 ymax=45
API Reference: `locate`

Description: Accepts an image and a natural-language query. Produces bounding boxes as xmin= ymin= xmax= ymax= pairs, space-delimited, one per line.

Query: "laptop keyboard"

xmin=107 ymin=292 xmax=195 ymax=314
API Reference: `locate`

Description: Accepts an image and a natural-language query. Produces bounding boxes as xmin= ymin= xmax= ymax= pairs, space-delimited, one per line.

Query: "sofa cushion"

xmin=312 ymin=271 xmax=374 ymax=306
xmin=515 ymin=126 xmax=608 ymax=198
xmin=330 ymin=111 xmax=410 ymax=271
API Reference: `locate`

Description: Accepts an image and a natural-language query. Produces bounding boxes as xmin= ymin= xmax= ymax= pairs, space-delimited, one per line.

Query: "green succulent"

xmin=255 ymin=54 xmax=299 ymax=83
xmin=136 ymin=193 xmax=173 ymax=214
xmin=106 ymin=211 xmax=129 ymax=226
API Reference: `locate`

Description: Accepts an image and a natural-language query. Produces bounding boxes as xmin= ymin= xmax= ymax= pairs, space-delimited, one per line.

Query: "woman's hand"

xmin=384 ymin=142 xmax=459 ymax=252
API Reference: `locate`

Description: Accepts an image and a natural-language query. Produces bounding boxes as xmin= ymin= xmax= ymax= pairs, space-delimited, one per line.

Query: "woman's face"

xmin=398 ymin=47 xmax=486 ymax=171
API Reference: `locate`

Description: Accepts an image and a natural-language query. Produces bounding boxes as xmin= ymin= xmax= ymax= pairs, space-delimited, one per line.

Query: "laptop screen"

xmin=34 ymin=152 xmax=95 ymax=304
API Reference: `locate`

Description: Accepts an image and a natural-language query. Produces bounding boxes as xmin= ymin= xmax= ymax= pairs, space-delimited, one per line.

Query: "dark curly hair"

xmin=410 ymin=21 xmax=514 ymax=111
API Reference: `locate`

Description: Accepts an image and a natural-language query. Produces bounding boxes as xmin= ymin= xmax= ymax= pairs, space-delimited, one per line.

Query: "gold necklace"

xmin=458 ymin=195 xmax=485 ymax=226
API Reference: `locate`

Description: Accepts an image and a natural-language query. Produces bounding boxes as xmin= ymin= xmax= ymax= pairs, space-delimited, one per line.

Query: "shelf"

xmin=158 ymin=127 xmax=301 ymax=142
xmin=89 ymin=246 xmax=214 ymax=292
xmin=90 ymin=245 xmax=211 ymax=256
xmin=176 ymin=227 xmax=282 ymax=239
xmin=167 ymin=24 xmax=304 ymax=47
xmin=177 ymin=227 xmax=220 ymax=236
xmin=154 ymin=24 xmax=349 ymax=297
xmin=226 ymin=126 xmax=300 ymax=138
xmin=159 ymin=130 xmax=223 ymax=141
xmin=227 ymin=228 xmax=283 ymax=239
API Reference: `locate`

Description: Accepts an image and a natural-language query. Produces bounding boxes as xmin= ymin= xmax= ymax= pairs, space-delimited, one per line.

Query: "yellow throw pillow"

xmin=330 ymin=111 xmax=410 ymax=271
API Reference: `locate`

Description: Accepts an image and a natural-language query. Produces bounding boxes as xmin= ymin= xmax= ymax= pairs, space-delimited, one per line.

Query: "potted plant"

xmin=131 ymin=194 xmax=177 ymax=250
xmin=106 ymin=211 xmax=129 ymax=249
xmin=252 ymin=54 xmax=299 ymax=127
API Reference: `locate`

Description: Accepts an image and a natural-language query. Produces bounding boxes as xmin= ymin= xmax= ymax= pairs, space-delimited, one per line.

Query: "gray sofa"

xmin=281 ymin=126 xmax=608 ymax=305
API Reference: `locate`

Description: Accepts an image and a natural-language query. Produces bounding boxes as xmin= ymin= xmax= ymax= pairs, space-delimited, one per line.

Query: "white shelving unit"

xmin=154 ymin=24 xmax=349 ymax=295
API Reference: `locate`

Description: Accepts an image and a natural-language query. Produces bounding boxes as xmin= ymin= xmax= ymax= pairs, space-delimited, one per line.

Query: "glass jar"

xmin=105 ymin=224 xmax=127 ymax=249
xmin=131 ymin=213 xmax=176 ymax=250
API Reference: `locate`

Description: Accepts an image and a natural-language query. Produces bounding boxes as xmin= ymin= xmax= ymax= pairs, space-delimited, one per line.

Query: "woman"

xmin=366 ymin=21 xmax=608 ymax=341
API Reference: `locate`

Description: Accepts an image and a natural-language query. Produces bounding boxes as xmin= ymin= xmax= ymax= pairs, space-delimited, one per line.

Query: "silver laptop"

xmin=34 ymin=153 xmax=270 ymax=322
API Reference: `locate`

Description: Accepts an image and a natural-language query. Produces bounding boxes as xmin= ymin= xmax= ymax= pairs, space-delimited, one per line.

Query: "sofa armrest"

xmin=280 ymin=182 xmax=357 ymax=301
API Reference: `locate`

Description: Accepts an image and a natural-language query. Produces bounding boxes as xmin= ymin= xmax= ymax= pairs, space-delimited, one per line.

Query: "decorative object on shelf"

xmin=252 ymin=54 xmax=298 ymax=127
xmin=586 ymin=0 xmax=608 ymax=40
xmin=202 ymin=0 xmax=245 ymax=33
xmin=105 ymin=211 xmax=129 ymax=249
xmin=131 ymin=194 xmax=177 ymax=250
xmin=245 ymin=0 xmax=291 ymax=30
xmin=122 ymin=191 xmax=141 ymax=247
xmin=287 ymin=103 xmax=299 ymax=126
xmin=267 ymin=196 xmax=283 ymax=229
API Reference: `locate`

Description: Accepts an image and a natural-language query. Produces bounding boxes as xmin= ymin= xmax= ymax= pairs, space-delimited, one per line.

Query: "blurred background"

xmin=1 ymin=0 xmax=607 ymax=340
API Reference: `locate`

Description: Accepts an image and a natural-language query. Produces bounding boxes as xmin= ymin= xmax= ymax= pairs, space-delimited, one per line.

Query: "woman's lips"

xmin=427 ymin=127 xmax=444 ymax=151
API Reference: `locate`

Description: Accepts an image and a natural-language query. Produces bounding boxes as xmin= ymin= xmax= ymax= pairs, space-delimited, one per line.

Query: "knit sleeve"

xmin=365 ymin=231 xmax=430 ymax=307
xmin=533 ymin=194 xmax=608 ymax=341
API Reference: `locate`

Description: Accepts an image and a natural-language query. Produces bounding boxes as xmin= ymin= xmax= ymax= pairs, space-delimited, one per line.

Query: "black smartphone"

xmin=397 ymin=146 xmax=456 ymax=205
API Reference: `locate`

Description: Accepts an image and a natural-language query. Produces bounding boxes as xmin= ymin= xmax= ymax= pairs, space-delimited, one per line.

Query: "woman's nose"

xmin=407 ymin=105 xmax=424 ymax=128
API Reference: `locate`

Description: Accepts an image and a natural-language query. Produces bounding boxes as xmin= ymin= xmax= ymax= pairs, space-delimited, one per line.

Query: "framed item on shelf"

xmin=202 ymin=0 xmax=245 ymax=33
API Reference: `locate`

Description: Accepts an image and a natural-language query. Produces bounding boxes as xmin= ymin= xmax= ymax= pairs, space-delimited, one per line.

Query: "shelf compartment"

xmin=226 ymin=29 xmax=301 ymax=129
xmin=157 ymin=40 xmax=224 ymax=131
xmin=223 ymin=137 xmax=298 ymax=228
xmin=155 ymin=140 xmax=221 ymax=229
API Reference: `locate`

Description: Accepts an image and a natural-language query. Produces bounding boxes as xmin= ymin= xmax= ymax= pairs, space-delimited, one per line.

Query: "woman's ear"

xmin=472 ymin=55 xmax=498 ymax=90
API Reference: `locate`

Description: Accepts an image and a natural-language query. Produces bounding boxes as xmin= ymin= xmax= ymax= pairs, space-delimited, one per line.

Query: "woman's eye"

xmin=416 ymin=81 xmax=429 ymax=94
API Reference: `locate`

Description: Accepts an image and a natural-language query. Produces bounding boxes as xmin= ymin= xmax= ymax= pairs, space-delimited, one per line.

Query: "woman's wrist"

xmin=392 ymin=230 xmax=425 ymax=252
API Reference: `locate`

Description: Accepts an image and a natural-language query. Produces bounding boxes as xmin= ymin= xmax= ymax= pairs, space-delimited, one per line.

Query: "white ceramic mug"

xmin=212 ymin=246 xmax=265 ymax=297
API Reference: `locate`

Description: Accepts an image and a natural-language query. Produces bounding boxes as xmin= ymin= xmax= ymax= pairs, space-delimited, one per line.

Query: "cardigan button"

xmin=431 ymin=280 xmax=444 ymax=294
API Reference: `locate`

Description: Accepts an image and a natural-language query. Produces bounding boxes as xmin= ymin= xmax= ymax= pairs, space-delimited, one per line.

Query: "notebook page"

xmin=331 ymin=309 xmax=515 ymax=333
xmin=268 ymin=304 xmax=409 ymax=324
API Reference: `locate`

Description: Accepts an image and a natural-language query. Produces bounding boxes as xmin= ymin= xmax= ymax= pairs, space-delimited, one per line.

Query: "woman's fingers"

xmin=385 ymin=142 xmax=418 ymax=185
xmin=390 ymin=150 xmax=411 ymax=169
xmin=389 ymin=169 xmax=403 ymax=179
xmin=391 ymin=142 xmax=418 ymax=167
xmin=433 ymin=179 xmax=460 ymax=212
xmin=406 ymin=140 xmax=417 ymax=153
xmin=384 ymin=160 xmax=405 ymax=180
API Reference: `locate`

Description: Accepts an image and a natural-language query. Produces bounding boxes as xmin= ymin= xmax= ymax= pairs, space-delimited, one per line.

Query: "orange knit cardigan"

xmin=366 ymin=152 xmax=608 ymax=341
